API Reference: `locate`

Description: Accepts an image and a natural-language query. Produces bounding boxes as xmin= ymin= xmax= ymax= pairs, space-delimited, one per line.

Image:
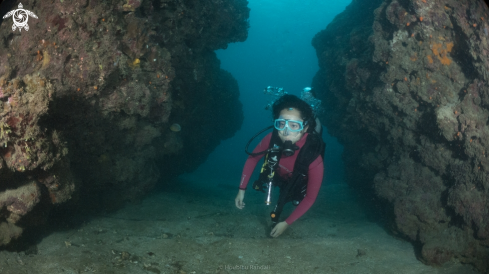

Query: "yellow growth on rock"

xmin=446 ymin=42 xmax=454 ymax=52
xmin=430 ymin=42 xmax=453 ymax=66
xmin=129 ymin=58 xmax=140 ymax=69
xmin=432 ymin=43 xmax=442 ymax=55
xmin=123 ymin=1 xmax=136 ymax=12
xmin=42 ymin=51 xmax=50 ymax=69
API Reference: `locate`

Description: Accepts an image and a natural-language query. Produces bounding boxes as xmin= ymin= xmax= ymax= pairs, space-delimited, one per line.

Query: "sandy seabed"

xmin=0 ymin=176 xmax=479 ymax=274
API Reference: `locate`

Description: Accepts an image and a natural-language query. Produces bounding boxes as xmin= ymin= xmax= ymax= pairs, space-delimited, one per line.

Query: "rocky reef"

xmin=312 ymin=0 xmax=489 ymax=271
xmin=0 ymin=0 xmax=247 ymax=246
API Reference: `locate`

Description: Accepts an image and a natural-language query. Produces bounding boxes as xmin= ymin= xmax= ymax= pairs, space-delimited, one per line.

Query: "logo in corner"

xmin=3 ymin=3 xmax=38 ymax=32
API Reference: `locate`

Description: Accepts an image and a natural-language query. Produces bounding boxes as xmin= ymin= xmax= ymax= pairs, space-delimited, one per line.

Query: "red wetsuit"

xmin=239 ymin=132 xmax=324 ymax=225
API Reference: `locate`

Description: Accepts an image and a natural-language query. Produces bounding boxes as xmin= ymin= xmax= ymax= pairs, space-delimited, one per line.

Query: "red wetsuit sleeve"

xmin=239 ymin=133 xmax=272 ymax=190
xmin=285 ymin=155 xmax=324 ymax=225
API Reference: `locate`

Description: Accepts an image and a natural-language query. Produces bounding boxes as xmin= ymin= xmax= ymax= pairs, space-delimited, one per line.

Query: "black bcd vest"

xmin=253 ymin=129 xmax=325 ymax=223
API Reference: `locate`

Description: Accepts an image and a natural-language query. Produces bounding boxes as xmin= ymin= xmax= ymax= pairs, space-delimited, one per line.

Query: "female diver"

xmin=235 ymin=94 xmax=324 ymax=238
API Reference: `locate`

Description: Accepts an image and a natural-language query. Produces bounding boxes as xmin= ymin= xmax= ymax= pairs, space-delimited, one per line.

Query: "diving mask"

xmin=274 ymin=119 xmax=305 ymax=132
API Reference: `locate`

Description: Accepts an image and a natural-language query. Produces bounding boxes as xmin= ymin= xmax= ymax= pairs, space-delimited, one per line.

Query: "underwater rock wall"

xmin=0 ymin=0 xmax=247 ymax=246
xmin=312 ymin=0 xmax=489 ymax=271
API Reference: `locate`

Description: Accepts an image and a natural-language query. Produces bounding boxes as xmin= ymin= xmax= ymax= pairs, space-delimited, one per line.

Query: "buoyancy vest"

xmin=252 ymin=129 xmax=325 ymax=225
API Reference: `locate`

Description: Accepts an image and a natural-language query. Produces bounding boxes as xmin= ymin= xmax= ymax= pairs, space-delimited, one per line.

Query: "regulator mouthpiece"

xmin=282 ymin=140 xmax=299 ymax=157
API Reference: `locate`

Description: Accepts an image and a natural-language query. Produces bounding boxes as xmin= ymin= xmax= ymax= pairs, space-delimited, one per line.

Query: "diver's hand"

xmin=235 ymin=189 xmax=246 ymax=209
xmin=270 ymin=221 xmax=288 ymax=238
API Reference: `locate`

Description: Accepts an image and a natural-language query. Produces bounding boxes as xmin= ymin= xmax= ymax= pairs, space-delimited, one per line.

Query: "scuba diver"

xmin=235 ymin=89 xmax=325 ymax=238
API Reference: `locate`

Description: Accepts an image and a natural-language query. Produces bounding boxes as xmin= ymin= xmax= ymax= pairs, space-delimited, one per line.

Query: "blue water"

xmin=186 ymin=0 xmax=352 ymax=185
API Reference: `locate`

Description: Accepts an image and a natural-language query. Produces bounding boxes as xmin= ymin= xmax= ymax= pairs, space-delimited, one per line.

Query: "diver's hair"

xmin=272 ymin=94 xmax=316 ymax=133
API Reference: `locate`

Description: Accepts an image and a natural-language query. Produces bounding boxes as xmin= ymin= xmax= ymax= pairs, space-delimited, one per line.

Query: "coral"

xmin=0 ymin=222 xmax=22 ymax=246
xmin=0 ymin=122 xmax=11 ymax=145
xmin=0 ymin=182 xmax=41 ymax=245
xmin=123 ymin=0 xmax=143 ymax=12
